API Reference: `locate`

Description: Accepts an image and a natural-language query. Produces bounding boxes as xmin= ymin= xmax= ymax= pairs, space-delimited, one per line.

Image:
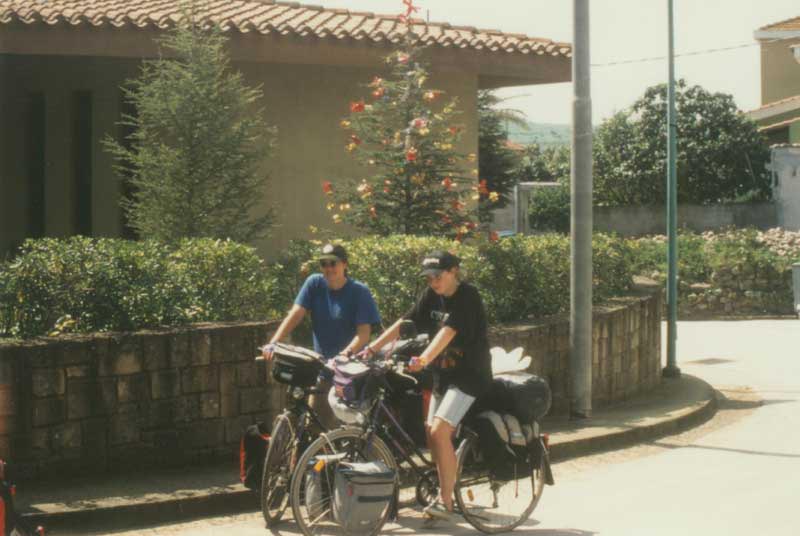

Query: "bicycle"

xmin=256 ymin=342 xmax=331 ymax=527
xmin=290 ymin=324 xmax=554 ymax=535
xmin=289 ymin=330 xmax=436 ymax=536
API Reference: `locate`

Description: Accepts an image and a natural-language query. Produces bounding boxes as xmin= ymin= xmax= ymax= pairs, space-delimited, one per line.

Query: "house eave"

xmin=0 ymin=21 xmax=571 ymax=87
xmin=754 ymin=29 xmax=800 ymax=41
xmin=747 ymin=96 xmax=800 ymax=122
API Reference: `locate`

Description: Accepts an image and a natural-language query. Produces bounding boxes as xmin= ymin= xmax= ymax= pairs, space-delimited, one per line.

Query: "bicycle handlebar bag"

xmin=332 ymin=357 xmax=379 ymax=407
xmin=271 ymin=343 xmax=324 ymax=387
xmin=332 ymin=460 xmax=396 ymax=535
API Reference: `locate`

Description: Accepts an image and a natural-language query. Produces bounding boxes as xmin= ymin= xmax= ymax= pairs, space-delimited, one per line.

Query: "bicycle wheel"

xmin=454 ymin=435 xmax=545 ymax=534
xmin=290 ymin=427 xmax=397 ymax=536
xmin=261 ymin=413 xmax=294 ymax=526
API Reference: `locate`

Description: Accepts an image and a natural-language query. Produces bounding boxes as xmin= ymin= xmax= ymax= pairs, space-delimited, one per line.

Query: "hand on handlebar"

xmin=260 ymin=343 xmax=276 ymax=361
xmin=407 ymin=355 xmax=425 ymax=373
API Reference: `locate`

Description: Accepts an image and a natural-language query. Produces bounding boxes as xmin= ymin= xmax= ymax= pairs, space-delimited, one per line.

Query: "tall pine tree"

xmin=104 ymin=9 xmax=275 ymax=243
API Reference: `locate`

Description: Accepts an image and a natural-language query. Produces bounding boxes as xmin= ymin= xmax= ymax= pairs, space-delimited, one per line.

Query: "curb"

xmin=24 ymin=489 xmax=259 ymax=532
xmin=549 ymin=379 xmax=718 ymax=462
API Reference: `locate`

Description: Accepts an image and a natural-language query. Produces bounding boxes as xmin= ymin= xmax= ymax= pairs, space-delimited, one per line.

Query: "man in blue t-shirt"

xmin=263 ymin=243 xmax=381 ymax=426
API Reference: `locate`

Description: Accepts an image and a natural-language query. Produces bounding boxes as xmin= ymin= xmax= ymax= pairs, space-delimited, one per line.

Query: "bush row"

xmin=628 ymin=228 xmax=800 ymax=314
xmin=0 ymin=237 xmax=276 ymax=339
xmin=1 ymin=234 xmax=636 ymax=339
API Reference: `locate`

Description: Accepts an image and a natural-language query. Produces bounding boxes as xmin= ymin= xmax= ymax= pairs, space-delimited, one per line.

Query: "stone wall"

xmin=592 ymin=203 xmax=778 ymax=237
xmin=0 ymin=290 xmax=661 ymax=478
xmin=0 ymin=321 xmax=279 ymax=479
xmin=489 ymin=291 xmax=662 ymax=414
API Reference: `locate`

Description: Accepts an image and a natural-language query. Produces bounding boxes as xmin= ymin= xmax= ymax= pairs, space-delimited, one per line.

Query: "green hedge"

xmin=527 ymin=183 xmax=570 ymax=233
xmin=1 ymin=234 xmax=637 ymax=339
xmin=270 ymin=234 xmax=634 ymax=324
xmin=0 ymin=237 xmax=274 ymax=339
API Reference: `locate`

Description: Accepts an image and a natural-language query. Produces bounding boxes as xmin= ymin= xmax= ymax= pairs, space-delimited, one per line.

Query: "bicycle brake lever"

xmin=393 ymin=364 xmax=419 ymax=385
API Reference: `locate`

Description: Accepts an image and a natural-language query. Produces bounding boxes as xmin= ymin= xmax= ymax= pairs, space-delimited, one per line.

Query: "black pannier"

xmin=271 ymin=343 xmax=324 ymax=387
xmin=485 ymin=373 xmax=552 ymax=423
xmin=332 ymin=460 xmax=396 ymax=535
xmin=473 ymin=411 xmax=534 ymax=482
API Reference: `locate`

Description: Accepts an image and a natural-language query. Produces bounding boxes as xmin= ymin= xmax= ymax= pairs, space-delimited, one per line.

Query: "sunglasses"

xmin=425 ymin=272 xmax=444 ymax=283
xmin=319 ymin=259 xmax=339 ymax=268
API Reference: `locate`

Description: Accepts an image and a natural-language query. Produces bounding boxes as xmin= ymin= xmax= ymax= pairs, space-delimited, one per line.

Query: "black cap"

xmin=318 ymin=243 xmax=348 ymax=263
xmin=420 ymin=250 xmax=460 ymax=276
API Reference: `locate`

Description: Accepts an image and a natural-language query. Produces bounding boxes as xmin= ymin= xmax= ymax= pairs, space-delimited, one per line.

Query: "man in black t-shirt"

xmin=367 ymin=250 xmax=492 ymax=523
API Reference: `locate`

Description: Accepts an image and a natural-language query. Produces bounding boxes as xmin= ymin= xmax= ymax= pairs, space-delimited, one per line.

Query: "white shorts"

xmin=426 ymin=386 xmax=476 ymax=428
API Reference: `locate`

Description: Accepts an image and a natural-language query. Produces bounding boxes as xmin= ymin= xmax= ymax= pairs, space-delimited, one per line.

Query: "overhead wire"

xmin=591 ymin=37 xmax=791 ymax=68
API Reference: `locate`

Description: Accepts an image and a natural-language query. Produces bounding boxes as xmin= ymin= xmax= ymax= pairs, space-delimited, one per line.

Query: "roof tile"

xmin=758 ymin=16 xmax=800 ymax=33
xmin=0 ymin=0 xmax=570 ymax=58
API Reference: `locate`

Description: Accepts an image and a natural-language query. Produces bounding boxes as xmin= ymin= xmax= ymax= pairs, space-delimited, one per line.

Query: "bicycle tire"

xmin=290 ymin=427 xmax=398 ymax=536
xmin=260 ymin=413 xmax=294 ymax=526
xmin=454 ymin=435 xmax=545 ymax=534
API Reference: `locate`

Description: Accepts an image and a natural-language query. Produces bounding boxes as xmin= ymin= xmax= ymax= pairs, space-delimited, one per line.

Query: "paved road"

xmin=95 ymin=320 xmax=800 ymax=536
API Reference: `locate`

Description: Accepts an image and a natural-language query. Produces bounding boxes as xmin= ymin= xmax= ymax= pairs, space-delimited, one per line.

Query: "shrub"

xmin=0 ymin=237 xmax=271 ymax=338
xmin=627 ymin=228 xmax=800 ymax=315
xmin=528 ymin=184 xmax=571 ymax=233
xmin=273 ymin=234 xmax=634 ymax=324
xmin=1 ymin=234 xmax=638 ymax=339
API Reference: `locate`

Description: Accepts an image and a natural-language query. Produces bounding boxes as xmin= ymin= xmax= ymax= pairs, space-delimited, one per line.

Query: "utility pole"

xmin=664 ymin=0 xmax=681 ymax=378
xmin=570 ymin=0 xmax=593 ymax=418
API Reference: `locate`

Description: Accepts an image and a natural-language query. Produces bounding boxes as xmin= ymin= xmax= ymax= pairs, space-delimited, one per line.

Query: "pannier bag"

xmin=332 ymin=460 xmax=396 ymax=535
xmin=1 ymin=460 xmax=45 ymax=536
xmin=486 ymin=373 xmax=552 ymax=424
xmin=474 ymin=411 xmax=534 ymax=482
xmin=271 ymin=343 xmax=324 ymax=387
xmin=305 ymin=453 xmax=347 ymax=521
xmin=332 ymin=357 xmax=378 ymax=407
xmin=239 ymin=422 xmax=270 ymax=490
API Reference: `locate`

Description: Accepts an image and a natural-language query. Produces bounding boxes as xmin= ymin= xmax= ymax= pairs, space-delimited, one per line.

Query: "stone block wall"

xmin=0 ymin=321 xmax=279 ymax=478
xmin=489 ymin=292 xmax=661 ymax=414
xmin=0 ymin=291 xmax=661 ymax=478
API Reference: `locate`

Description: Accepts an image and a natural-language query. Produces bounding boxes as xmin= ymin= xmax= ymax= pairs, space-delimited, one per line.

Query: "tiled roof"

xmin=749 ymin=95 xmax=800 ymax=114
xmin=0 ymin=0 xmax=572 ymax=58
xmin=758 ymin=16 xmax=800 ymax=33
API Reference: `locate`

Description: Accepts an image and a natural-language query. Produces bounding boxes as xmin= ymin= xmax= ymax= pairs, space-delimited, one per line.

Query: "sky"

xmin=315 ymin=0 xmax=800 ymax=125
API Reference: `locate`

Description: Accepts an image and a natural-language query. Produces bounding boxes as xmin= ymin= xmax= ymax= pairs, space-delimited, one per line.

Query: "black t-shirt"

xmin=404 ymin=282 xmax=493 ymax=397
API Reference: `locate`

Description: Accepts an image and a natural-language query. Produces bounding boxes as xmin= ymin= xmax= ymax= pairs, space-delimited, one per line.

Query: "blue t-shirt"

xmin=295 ymin=274 xmax=381 ymax=359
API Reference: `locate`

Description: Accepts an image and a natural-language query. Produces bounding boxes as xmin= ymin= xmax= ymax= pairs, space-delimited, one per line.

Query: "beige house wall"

xmin=760 ymin=36 xmax=800 ymax=105
xmin=0 ymin=53 xmax=478 ymax=259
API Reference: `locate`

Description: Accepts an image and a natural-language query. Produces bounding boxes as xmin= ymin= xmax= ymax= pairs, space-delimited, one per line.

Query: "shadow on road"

xmin=651 ymin=441 xmax=800 ymax=459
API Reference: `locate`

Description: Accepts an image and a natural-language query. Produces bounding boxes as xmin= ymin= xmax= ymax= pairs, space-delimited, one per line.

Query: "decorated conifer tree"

xmin=324 ymin=4 xmax=498 ymax=240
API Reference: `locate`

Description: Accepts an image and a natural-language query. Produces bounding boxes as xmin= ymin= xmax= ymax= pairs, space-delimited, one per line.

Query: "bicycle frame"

xmin=280 ymin=384 xmax=329 ymax=454
xmin=355 ymin=385 xmax=434 ymax=483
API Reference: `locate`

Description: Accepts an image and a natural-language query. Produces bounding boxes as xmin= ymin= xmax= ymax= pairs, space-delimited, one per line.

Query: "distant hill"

xmin=506 ymin=121 xmax=571 ymax=148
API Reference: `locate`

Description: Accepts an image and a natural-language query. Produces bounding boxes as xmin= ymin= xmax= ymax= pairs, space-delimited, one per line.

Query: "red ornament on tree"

xmin=406 ymin=148 xmax=418 ymax=162
xmin=350 ymin=101 xmax=365 ymax=112
xmin=322 ymin=181 xmax=333 ymax=195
